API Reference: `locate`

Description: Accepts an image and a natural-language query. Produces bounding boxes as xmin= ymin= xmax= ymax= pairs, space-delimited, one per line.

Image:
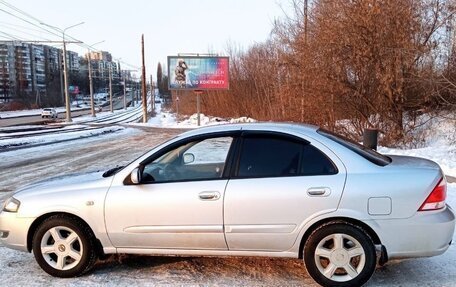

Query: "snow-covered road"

xmin=0 ymin=126 xmax=455 ymax=286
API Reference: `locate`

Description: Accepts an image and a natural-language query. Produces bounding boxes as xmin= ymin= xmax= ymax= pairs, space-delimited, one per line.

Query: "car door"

xmin=105 ymin=133 xmax=237 ymax=250
xmin=224 ymin=131 xmax=347 ymax=251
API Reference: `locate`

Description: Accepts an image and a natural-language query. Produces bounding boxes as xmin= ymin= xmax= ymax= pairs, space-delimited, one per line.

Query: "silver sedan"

xmin=0 ymin=123 xmax=454 ymax=287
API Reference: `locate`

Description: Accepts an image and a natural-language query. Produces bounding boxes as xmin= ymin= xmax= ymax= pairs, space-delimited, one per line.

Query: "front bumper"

xmin=0 ymin=211 xmax=35 ymax=252
xmin=372 ymin=205 xmax=455 ymax=259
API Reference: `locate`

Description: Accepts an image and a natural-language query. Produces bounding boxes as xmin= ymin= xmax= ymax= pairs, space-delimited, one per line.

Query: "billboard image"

xmin=168 ymin=56 xmax=229 ymax=90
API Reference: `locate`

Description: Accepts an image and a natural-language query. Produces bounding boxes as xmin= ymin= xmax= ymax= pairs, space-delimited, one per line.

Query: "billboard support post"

xmin=195 ymin=90 xmax=203 ymax=126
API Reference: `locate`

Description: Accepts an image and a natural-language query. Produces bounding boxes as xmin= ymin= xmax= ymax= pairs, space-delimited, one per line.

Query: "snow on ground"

xmin=0 ymin=126 xmax=127 ymax=150
xmin=379 ymin=113 xmax=456 ymax=178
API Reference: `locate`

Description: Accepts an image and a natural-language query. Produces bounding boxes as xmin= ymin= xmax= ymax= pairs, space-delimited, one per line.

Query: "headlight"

xmin=2 ymin=197 xmax=20 ymax=213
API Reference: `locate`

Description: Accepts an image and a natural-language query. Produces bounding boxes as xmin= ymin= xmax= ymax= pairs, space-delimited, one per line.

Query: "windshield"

xmin=317 ymin=128 xmax=391 ymax=166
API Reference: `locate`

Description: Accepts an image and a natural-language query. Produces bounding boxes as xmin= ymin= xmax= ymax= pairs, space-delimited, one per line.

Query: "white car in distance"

xmin=41 ymin=108 xmax=58 ymax=119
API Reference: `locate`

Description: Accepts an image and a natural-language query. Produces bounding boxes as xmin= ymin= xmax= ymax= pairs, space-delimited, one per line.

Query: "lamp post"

xmin=40 ymin=22 xmax=84 ymax=122
xmin=87 ymin=40 xmax=105 ymax=117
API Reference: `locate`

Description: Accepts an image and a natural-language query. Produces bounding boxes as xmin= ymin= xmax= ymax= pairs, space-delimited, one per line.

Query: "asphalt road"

xmin=0 ymin=95 xmax=132 ymax=127
xmin=0 ymin=127 xmax=454 ymax=286
xmin=0 ymin=109 xmax=92 ymax=127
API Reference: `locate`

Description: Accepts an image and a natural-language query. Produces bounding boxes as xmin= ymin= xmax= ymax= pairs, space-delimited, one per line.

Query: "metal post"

xmin=88 ymin=51 xmax=95 ymax=117
xmin=176 ymin=92 xmax=179 ymax=123
xmin=109 ymin=65 xmax=113 ymax=113
xmin=62 ymin=39 xmax=72 ymax=122
xmin=363 ymin=129 xmax=379 ymax=150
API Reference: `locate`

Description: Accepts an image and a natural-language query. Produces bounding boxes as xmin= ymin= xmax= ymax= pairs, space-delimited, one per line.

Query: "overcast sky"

xmin=0 ymin=0 xmax=291 ymax=77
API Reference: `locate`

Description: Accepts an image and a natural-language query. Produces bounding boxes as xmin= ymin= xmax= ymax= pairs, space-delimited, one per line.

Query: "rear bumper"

xmin=372 ymin=205 xmax=455 ymax=259
xmin=0 ymin=211 xmax=35 ymax=252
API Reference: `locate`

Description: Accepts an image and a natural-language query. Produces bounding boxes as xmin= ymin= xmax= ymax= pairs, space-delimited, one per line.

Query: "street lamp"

xmin=87 ymin=40 xmax=105 ymax=117
xmin=40 ymin=22 xmax=85 ymax=122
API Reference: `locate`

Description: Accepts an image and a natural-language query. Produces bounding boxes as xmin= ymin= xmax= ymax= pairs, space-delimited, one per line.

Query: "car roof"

xmin=177 ymin=122 xmax=319 ymax=138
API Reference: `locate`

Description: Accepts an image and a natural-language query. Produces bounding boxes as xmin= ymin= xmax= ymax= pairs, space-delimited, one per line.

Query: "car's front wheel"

xmin=303 ymin=221 xmax=376 ymax=287
xmin=32 ymin=215 xmax=97 ymax=277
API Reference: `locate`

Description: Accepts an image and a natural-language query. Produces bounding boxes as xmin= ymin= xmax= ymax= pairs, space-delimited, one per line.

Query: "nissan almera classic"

xmin=0 ymin=123 xmax=454 ymax=287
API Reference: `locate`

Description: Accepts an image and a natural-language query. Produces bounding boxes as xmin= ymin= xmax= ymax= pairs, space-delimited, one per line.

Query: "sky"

xmin=0 ymin=0 xmax=292 ymax=77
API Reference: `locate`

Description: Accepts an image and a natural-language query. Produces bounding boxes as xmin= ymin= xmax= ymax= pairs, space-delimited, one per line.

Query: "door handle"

xmin=198 ymin=191 xmax=220 ymax=200
xmin=307 ymin=187 xmax=331 ymax=196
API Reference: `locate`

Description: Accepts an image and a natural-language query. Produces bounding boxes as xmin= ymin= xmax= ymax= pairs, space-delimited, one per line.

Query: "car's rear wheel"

xmin=303 ymin=221 xmax=376 ymax=287
xmin=32 ymin=215 xmax=97 ymax=277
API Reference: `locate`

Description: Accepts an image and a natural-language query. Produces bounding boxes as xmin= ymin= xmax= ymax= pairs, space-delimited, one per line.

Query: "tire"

xmin=32 ymin=215 xmax=97 ymax=277
xmin=303 ymin=221 xmax=376 ymax=287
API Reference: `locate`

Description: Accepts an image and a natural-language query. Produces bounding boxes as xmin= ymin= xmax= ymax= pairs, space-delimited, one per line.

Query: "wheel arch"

xmin=298 ymin=216 xmax=382 ymax=259
xmin=26 ymin=212 xmax=104 ymax=257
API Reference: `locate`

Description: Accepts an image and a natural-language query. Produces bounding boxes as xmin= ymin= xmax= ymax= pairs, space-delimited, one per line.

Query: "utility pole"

xmin=88 ymin=51 xmax=95 ymax=117
xmin=109 ymin=65 xmax=113 ymax=112
xmin=87 ymin=40 xmax=105 ymax=117
xmin=141 ymin=34 xmax=147 ymax=123
xmin=58 ymin=51 xmax=64 ymax=105
xmin=304 ymin=0 xmax=308 ymax=44
xmin=150 ymin=74 xmax=154 ymax=114
xmin=40 ymin=22 xmax=84 ymax=122
xmin=123 ymin=74 xmax=127 ymax=110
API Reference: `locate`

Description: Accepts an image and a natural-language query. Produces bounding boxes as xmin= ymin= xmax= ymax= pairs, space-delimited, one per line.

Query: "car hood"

xmin=14 ymin=170 xmax=112 ymax=198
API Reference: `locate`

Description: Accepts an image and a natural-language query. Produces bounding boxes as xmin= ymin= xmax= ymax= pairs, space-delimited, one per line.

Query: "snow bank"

xmin=144 ymin=104 xmax=256 ymax=129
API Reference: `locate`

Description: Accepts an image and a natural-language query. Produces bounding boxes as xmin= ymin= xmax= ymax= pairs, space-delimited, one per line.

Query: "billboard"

xmin=68 ymin=85 xmax=80 ymax=94
xmin=168 ymin=56 xmax=229 ymax=90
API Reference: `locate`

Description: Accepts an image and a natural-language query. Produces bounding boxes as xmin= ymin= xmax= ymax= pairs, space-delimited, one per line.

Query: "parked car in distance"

xmin=41 ymin=108 xmax=58 ymax=119
xmin=0 ymin=123 xmax=454 ymax=287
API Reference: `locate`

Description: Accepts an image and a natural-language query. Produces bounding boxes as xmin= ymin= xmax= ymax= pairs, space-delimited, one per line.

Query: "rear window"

xmin=317 ymin=129 xmax=391 ymax=166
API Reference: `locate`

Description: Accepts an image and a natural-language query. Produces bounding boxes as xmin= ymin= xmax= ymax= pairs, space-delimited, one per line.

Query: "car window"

xmin=237 ymin=135 xmax=337 ymax=178
xmin=142 ymin=136 xmax=233 ymax=183
xmin=237 ymin=136 xmax=302 ymax=178
xmin=300 ymin=144 xmax=337 ymax=176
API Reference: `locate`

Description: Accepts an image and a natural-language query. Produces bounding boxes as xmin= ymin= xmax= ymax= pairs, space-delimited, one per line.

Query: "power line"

xmin=0 ymin=0 xmax=141 ymax=71
xmin=0 ymin=23 xmax=53 ymax=41
xmin=0 ymin=31 xmax=23 ymax=41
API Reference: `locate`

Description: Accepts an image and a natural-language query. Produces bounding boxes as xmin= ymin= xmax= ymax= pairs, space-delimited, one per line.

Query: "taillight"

xmin=419 ymin=178 xmax=447 ymax=211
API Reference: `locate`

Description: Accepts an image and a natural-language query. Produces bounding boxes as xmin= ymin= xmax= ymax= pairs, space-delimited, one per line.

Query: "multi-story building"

xmin=0 ymin=43 xmax=13 ymax=101
xmin=30 ymin=45 xmax=46 ymax=96
xmin=67 ymin=51 xmax=80 ymax=72
xmin=86 ymin=53 xmax=118 ymax=84
xmin=0 ymin=42 xmax=122 ymax=104
xmin=86 ymin=51 xmax=112 ymax=62
xmin=0 ymin=41 xmax=83 ymax=103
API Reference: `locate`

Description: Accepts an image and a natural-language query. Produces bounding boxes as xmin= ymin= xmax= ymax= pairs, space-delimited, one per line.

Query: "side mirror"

xmin=183 ymin=153 xmax=195 ymax=164
xmin=130 ymin=167 xmax=142 ymax=184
